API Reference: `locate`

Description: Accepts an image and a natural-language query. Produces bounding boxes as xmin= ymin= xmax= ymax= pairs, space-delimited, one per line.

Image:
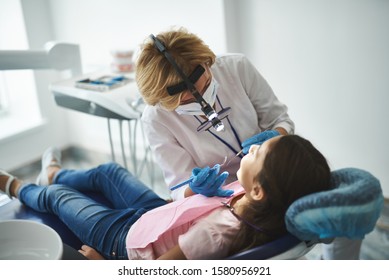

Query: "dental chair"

xmin=0 ymin=167 xmax=383 ymax=259
xmin=228 ymin=167 xmax=384 ymax=260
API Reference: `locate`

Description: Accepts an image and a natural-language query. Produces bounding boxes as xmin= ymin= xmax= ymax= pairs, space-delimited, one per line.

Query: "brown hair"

xmin=229 ymin=135 xmax=331 ymax=255
xmin=135 ymin=27 xmax=216 ymax=111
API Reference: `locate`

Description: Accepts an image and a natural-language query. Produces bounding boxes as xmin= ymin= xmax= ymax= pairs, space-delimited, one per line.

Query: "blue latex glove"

xmin=241 ymin=130 xmax=280 ymax=154
xmin=189 ymin=164 xmax=233 ymax=197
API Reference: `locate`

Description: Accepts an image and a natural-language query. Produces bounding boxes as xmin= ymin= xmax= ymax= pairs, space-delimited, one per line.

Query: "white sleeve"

xmin=141 ymin=109 xmax=194 ymax=201
xmin=238 ymin=55 xmax=295 ymax=134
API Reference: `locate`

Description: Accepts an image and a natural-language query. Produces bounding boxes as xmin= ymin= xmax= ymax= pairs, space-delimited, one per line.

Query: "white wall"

xmin=46 ymin=0 xmax=228 ymax=157
xmin=47 ymin=0 xmax=227 ymax=70
xmin=225 ymin=0 xmax=389 ymax=196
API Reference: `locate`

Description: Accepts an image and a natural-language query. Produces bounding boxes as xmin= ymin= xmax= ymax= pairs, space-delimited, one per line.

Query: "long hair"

xmin=228 ymin=135 xmax=331 ymax=255
xmin=135 ymin=27 xmax=216 ymax=111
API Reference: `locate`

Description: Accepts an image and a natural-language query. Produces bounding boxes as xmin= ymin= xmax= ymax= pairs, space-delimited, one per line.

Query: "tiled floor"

xmin=2 ymin=146 xmax=389 ymax=259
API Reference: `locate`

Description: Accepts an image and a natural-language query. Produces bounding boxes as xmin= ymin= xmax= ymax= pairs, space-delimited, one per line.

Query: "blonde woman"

xmin=135 ymin=27 xmax=294 ymax=201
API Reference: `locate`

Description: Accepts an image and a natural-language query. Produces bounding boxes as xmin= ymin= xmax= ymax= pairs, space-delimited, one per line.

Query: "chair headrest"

xmin=285 ymin=168 xmax=384 ymax=241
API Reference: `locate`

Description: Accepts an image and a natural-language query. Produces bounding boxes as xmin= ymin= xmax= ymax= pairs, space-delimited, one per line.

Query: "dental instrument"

xmin=222 ymin=149 xmax=244 ymax=167
xmin=170 ymin=147 xmax=249 ymax=191
xmin=170 ymin=158 xmax=227 ymax=191
xmin=170 ymin=154 xmax=236 ymax=191
xmin=169 ymin=178 xmax=193 ymax=191
xmin=219 ymin=156 xmax=228 ymax=166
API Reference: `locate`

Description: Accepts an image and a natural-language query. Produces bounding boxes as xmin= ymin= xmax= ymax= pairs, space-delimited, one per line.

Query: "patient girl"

xmin=0 ymin=135 xmax=330 ymax=259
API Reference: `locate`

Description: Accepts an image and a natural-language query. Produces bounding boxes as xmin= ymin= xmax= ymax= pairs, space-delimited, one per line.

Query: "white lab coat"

xmin=141 ymin=54 xmax=294 ymax=200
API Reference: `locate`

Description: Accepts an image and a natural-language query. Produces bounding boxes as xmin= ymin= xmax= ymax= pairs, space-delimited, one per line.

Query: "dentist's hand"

xmin=241 ymin=130 xmax=280 ymax=154
xmin=189 ymin=164 xmax=232 ymax=197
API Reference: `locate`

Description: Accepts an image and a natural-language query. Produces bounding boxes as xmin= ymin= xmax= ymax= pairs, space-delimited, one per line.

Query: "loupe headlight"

xmin=150 ymin=34 xmax=229 ymax=133
xmin=197 ymin=107 xmax=231 ymax=132
xmin=212 ymin=118 xmax=225 ymax=132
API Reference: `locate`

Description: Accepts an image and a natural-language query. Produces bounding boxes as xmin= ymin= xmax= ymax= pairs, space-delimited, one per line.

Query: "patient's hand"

xmin=78 ymin=245 xmax=105 ymax=260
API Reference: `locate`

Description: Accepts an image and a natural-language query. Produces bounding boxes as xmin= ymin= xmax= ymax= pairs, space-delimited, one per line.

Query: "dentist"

xmin=135 ymin=27 xmax=294 ymax=201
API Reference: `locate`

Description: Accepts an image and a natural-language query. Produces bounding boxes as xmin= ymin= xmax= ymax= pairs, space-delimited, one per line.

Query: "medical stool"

xmin=228 ymin=167 xmax=384 ymax=260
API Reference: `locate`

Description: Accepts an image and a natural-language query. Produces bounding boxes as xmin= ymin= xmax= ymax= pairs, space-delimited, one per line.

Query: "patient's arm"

xmin=78 ymin=245 xmax=105 ymax=260
xmin=78 ymin=243 xmax=188 ymax=260
xmin=157 ymin=244 xmax=187 ymax=260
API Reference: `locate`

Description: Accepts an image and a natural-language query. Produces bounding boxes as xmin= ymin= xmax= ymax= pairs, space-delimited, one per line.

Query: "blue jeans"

xmin=18 ymin=162 xmax=167 ymax=259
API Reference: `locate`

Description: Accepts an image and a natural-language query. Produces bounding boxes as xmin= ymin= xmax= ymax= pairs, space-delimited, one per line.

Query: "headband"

xmin=166 ymin=65 xmax=205 ymax=96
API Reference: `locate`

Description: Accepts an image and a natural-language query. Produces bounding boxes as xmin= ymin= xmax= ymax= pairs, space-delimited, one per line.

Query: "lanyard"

xmin=194 ymin=96 xmax=243 ymax=158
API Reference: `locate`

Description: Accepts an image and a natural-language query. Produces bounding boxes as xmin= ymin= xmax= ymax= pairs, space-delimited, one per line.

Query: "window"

xmin=0 ymin=0 xmax=43 ymax=141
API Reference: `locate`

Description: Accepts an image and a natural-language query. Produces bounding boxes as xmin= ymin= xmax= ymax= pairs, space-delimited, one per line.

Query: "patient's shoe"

xmin=0 ymin=169 xmax=16 ymax=199
xmin=36 ymin=147 xmax=62 ymax=186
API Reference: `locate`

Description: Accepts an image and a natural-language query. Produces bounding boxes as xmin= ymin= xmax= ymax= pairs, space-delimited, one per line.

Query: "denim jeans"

xmin=18 ymin=162 xmax=167 ymax=259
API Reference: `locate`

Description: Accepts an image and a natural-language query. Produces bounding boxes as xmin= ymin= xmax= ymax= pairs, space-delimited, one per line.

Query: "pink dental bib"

xmin=127 ymin=181 xmax=244 ymax=249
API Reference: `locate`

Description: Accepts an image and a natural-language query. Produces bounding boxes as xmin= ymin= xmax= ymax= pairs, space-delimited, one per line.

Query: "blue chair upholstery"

xmin=285 ymin=168 xmax=384 ymax=241
xmin=226 ymin=233 xmax=317 ymax=260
